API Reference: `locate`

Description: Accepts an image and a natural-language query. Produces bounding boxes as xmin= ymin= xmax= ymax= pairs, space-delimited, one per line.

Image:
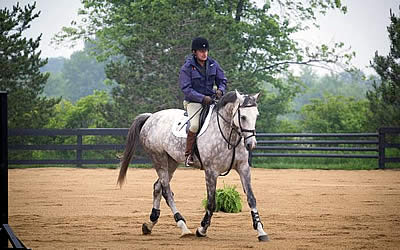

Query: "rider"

xmin=179 ymin=37 xmax=228 ymax=167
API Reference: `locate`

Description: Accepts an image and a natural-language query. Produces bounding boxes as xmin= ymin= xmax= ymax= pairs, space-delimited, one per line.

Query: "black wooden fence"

xmin=250 ymin=128 xmax=400 ymax=169
xmin=8 ymin=128 xmax=148 ymax=167
xmin=7 ymin=127 xmax=400 ymax=169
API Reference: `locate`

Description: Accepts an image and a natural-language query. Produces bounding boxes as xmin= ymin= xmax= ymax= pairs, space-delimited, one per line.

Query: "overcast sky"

xmin=2 ymin=0 xmax=399 ymax=75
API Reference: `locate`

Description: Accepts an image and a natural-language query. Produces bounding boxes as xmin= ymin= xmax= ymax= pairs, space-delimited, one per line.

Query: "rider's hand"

xmin=202 ymin=96 xmax=213 ymax=105
xmin=216 ymin=89 xmax=223 ymax=99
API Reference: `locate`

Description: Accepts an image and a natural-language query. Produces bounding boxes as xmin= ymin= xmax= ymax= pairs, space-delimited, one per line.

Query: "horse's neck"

xmin=208 ymin=104 xmax=240 ymax=143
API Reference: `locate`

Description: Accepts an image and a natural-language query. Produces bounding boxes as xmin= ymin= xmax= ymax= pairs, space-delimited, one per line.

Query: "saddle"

xmin=172 ymin=104 xmax=214 ymax=138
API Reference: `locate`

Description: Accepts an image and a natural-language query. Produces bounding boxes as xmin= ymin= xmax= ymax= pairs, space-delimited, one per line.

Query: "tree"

xmin=55 ymin=0 xmax=350 ymax=128
xmin=40 ymin=57 xmax=66 ymax=73
xmin=0 ymin=2 xmax=59 ymax=129
xmin=44 ymin=91 xmax=116 ymax=161
xmin=299 ymin=94 xmax=371 ymax=133
xmin=291 ymin=67 xmax=375 ymax=113
xmin=43 ymin=72 xmax=68 ymax=98
xmin=41 ymin=43 xmax=110 ymax=102
xmin=62 ymin=46 xmax=109 ymax=102
xmin=366 ymin=5 xmax=400 ymax=129
xmin=47 ymin=90 xmax=110 ymax=129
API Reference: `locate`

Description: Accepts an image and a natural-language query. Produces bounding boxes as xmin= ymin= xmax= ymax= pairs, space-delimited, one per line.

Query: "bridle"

xmin=216 ymin=98 xmax=257 ymax=176
xmin=236 ymin=104 xmax=257 ymax=140
xmin=216 ymin=100 xmax=257 ymax=148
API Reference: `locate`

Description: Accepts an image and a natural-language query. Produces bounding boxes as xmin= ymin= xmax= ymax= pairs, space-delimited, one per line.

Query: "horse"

xmin=117 ymin=90 xmax=269 ymax=242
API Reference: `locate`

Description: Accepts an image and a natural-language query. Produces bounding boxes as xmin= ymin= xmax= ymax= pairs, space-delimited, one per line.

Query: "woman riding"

xmin=179 ymin=37 xmax=228 ymax=167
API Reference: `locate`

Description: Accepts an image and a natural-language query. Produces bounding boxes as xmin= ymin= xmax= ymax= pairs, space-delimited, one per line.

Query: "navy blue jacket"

xmin=179 ymin=55 xmax=227 ymax=103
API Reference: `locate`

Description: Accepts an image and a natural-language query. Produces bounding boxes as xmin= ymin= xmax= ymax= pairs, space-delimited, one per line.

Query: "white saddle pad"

xmin=172 ymin=105 xmax=214 ymax=138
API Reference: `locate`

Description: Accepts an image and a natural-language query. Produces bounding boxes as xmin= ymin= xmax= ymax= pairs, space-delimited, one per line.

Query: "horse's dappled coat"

xmin=118 ymin=91 xmax=269 ymax=242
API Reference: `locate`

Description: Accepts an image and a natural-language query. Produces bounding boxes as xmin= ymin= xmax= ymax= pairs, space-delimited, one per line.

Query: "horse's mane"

xmin=215 ymin=91 xmax=237 ymax=112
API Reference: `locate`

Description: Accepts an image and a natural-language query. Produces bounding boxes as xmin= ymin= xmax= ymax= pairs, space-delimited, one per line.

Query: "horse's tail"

xmin=118 ymin=113 xmax=151 ymax=188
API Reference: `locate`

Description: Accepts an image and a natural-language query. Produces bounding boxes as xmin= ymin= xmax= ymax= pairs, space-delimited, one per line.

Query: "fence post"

xmin=378 ymin=128 xmax=385 ymax=169
xmin=0 ymin=92 xmax=8 ymax=248
xmin=77 ymin=134 xmax=82 ymax=168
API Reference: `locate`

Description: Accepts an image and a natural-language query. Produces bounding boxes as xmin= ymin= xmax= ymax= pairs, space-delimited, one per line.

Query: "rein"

xmin=216 ymin=101 xmax=257 ymax=176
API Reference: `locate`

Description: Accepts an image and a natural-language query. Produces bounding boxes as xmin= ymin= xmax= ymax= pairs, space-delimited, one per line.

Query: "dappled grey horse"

xmin=117 ymin=90 xmax=269 ymax=241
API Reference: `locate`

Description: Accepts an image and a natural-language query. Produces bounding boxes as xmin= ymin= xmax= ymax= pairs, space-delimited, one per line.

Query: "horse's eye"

xmin=241 ymin=116 xmax=246 ymax=121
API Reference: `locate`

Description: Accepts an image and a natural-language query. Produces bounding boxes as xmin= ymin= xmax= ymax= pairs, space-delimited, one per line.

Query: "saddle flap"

xmin=172 ymin=105 xmax=214 ymax=138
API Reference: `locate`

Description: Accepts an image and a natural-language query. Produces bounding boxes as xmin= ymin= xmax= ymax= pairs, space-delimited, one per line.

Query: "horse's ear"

xmin=253 ymin=92 xmax=260 ymax=101
xmin=235 ymin=89 xmax=244 ymax=103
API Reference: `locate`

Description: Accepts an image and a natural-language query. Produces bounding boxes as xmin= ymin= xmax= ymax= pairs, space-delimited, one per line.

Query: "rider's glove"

xmin=216 ymin=89 xmax=223 ymax=99
xmin=202 ymin=96 xmax=213 ymax=105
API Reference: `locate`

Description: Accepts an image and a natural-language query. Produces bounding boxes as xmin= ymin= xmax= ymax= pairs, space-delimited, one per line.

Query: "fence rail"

xmin=6 ymin=127 xmax=400 ymax=169
xmin=8 ymin=128 xmax=147 ymax=167
xmin=251 ymin=129 xmax=400 ymax=169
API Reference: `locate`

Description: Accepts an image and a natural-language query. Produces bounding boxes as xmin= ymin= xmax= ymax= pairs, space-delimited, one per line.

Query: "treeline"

xmin=41 ymin=43 xmax=111 ymax=103
xmin=41 ymin=55 xmax=378 ymax=134
xmin=2 ymin=1 xmax=399 ymax=137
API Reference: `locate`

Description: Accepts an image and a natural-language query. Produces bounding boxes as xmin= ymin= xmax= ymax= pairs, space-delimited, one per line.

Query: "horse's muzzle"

xmin=245 ymin=137 xmax=257 ymax=151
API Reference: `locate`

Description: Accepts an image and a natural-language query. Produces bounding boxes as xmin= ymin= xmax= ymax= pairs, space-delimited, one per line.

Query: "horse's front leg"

xmin=196 ymin=169 xmax=218 ymax=237
xmin=237 ymin=165 xmax=269 ymax=242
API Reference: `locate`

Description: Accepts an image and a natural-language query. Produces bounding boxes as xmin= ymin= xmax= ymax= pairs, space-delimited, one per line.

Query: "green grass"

xmin=8 ymin=148 xmax=400 ymax=170
xmin=8 ymin=163 xmax=153 ymax=169
xmin=251 ymin=148 xmax=400 ymax=170
xmin=252 ymin=157 xmax=379 ymax=170
xmin=202 ymin=184 xmax=242 ymax=213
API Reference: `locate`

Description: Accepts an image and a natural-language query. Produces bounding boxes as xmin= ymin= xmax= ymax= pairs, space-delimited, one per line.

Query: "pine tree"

xmin=0 ymin=2 xmax=59 ymax=129
xmin=367 ymin=6 xmax=400 ymax=129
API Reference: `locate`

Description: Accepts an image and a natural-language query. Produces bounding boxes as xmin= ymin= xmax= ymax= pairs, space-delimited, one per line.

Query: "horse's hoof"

xmin=196 ymin=228 xmax=206 ymax=237
xmin=258 ymin=234 xmax=269 ymax=242
xmin=142 ymin=223 xmax=152 ymax=235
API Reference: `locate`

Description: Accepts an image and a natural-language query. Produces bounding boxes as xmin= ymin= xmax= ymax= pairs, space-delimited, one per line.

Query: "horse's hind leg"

xmin=142 ymin=178 xmax=162 ymax=235
xmin=147 ymin=154 xmax=192 ymax=236
xmin=237 ymin=165 xmax=269 ymax=242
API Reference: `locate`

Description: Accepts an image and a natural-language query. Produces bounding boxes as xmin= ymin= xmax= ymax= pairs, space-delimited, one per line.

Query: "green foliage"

xmin=0 ymin=2 xmax=60 ymax=129
xmin=299 ymin=94 xmax=372 ymax=133
xmin=42 ymin=43 xmax=110 ymax=102
xmin=55 ymin=0 xmax=350 ymax=129
xmin=43 ymin=72 xmax=68 ymax=98
xmin=1 ymin=2 xmax=60 ymax=161
xmin=62 ymin=48 xmax=109 ymax=102
xmin=252 ymin=157 xmax=378 ymax=170
xmin=273 ymin=67 xmax=376 ymax=133
xmin=290 ymin=67 xmax=375 ymax=115
xmin=29 ymin=91 xmax=121 ymax=162
xmin=366 ymin=6 xmax=400 ymax=130
xmin=202 ymin=184 xmax=242 ymax=213
xmin=47 ymin=90 xmax=111 ymax=129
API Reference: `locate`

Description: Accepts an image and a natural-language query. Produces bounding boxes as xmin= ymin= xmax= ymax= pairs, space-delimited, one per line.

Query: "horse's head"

xmin=216 ymin=90 xmax=260 ymax=151
xmin=232 ymin=90 xmax=260 ymax=151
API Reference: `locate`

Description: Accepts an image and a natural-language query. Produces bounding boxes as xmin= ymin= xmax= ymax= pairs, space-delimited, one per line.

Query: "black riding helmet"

xmin=191 ymin=37 xmax=209 ymax=51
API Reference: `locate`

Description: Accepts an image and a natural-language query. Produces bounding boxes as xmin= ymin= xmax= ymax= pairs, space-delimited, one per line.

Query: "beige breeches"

xmin=183 ymin=101 xmax=203 ymax=133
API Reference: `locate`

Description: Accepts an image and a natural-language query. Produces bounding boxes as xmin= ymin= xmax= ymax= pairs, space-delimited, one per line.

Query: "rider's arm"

xmin=215 ymin=62 xmax=227 ymax=95
xmin=179 ymin=65 xmax=205 ymax=103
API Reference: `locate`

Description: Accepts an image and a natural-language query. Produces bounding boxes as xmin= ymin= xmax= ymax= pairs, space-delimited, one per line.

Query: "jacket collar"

xmin=189 ymin=55 xmax=214 ymax=69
